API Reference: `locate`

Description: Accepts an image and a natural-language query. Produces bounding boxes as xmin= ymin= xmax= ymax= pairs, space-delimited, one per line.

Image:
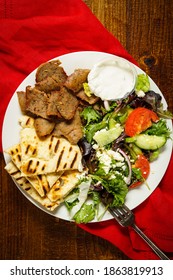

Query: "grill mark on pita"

xmin=56 ymin=147 xmax=64 ymax=170
xmin=25 ymin=186 xmax=31 ymax=191
xmin=47 ymin=204 xmax=56 ymax=209
xmin=10 ymin=148 xmax=19 ymax=156
xmin=42 ymin=185 xmax=48 ymax=195
xmin=33 ymin=161 xmax=40 ymax=173
xmin=17 ymin=154 xmax=21 ymax=162
xmin=32 ymin=148 xmax=37 ymax=155
xmin=70 ymin=152 xmax=78 ymax=168
xmin=49 ymin=135 xmax=54 ymax=150
xmin=69 ymin=147 xmax=72 ymax=152
xmin=27 ymin=160 xmax=33 ymax=172
xmin=38 ymin=175 xmax=48 ymax=195
xmin=15 ymin=176 xmax=23 ymax=181
xmin=41 ymin=165 xmax=46 ymax=171
xmin=49 ymin=143 xmax=52 ymax=150
xmin=54 ymin=139 xmax=60 ymax=153
xmin=63 ymin=163 xmax=67 ymax=169
xmin=10 ymin=170 xmax=21 ymax=176
xmin=25 ymin=144 xmax=30 ymax=154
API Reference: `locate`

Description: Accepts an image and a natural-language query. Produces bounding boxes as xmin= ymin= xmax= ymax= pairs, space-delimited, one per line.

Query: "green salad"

xmin=65 ymin=74 xmax=172 ymax=223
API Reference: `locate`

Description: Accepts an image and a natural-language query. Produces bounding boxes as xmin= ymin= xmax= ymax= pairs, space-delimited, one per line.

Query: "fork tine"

xmin=108 ymin=205 xmax=134 ymax=226
xmin=116 ymin=206 xmax=129 ymax=216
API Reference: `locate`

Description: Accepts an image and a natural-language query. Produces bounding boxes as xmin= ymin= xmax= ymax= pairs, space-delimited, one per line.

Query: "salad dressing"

xmin=88 ymin=58 xmax=136 ymax=100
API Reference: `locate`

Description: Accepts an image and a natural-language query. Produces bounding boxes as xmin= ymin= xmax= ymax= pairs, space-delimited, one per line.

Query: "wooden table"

xmin=0 ymin=0 xmax=172 ymax=260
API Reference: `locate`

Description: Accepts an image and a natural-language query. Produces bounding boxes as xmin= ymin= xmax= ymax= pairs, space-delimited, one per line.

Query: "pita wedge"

xmin=5 ymin=143 xmax=63 ymax=197
xmin=5 ymin=161 xmax=59 ymax=211
xmin=5 ymin=144 xmax=22 ymax=169
xmin=19 ymin=127 xmax=82 ymax=176
xmin=5 ymin=161 xmax=81 ymax=211
xmin=47 ymin=170 xmax=80 ymax=202
xmin=26 ymin=175 xmax=50 ymax=197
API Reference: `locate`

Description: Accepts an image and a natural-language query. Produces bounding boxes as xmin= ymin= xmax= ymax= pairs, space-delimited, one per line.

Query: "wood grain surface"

xmin=0 ymin=0 xmax=172 ymax=260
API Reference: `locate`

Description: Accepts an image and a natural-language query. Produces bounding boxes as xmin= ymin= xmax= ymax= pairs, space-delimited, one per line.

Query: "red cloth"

xmin=0 ymin=0 xmax=172 ymax=260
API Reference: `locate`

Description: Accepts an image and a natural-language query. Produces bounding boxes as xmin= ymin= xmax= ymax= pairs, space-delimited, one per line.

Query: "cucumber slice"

xmin=135 ymin=134 xmax=166 ymax=150
xmin=93 ymin=126 xmax=123 ymax=147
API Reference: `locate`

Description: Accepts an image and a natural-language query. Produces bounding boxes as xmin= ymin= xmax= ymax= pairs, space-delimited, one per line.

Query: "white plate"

xmin=2 ymin=51 xmax=173 ymax=222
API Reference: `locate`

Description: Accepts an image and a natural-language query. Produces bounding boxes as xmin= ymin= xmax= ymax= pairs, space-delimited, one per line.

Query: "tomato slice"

xmin=125 ymin=107 xmax=159 ymax=137
xmin=130 ymin=154 xmax=150 ymax=189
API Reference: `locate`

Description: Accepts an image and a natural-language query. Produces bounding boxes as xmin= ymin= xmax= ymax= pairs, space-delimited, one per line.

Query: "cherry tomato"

xmin=130 ymin=154 xmax=150 ymax=189
xmin=125 ymin=107 xmax=159 ymax=137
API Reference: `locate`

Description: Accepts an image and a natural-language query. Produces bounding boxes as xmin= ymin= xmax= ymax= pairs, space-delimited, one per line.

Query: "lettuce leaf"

xmin=91 ymin=173 xmax=128 ymax=207
xmin=80 ymin=106 xmax=101 ymax=126
xmin=73 ymin=204 xmax=95 ymax=224
xmin=135 ymin=74 xmax=150 ymax=92
xmin=145 ymin=119 xmax=171 ymax=138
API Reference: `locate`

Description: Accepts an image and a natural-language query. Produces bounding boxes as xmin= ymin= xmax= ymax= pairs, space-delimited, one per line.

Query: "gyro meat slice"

xmin=35 ymin=76 xmax=61 ymax=93
xmin=55 ymin=87 xmax=79 ymax=120
xmin=34 ymin=117 xmax=55 ymax=138
xmin=17 ymin=91 xmax=27 ymax=114
xmin=36 ymin=59 xmax=67 ymax=83
xmin=53 ymin=110 xmax=83 ymax=145
xmin=64 ymin=69 xmax=90 ymax=92
xmin=36 ymin=59 xmax=61 ymax=82
xmin=47 ymin=91 xmax=63 ymax=119
xmin=76 ymin=89 xmax=99 ymax=104
xmin=25 ymin=86 xmax=50 ymax=119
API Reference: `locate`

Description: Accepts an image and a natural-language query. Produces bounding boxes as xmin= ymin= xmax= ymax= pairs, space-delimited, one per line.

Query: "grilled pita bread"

xmin=4 ymin=116 xmax=84 ymax=211
xmin=5 ymin=161 xmax=81 ymax=210
xmin=19 ymin=127 xmax=82 ymax=176
xmin=18 ymin=115 xmax=35 ymax=128
xmin=47 ymin=170 xmax=79 ymax=202
xmin=5 ymin=161 xmax=60 ymax=211
xmin=5 ymin=143 xmax=64 ymax=197
xmin=26 ymin=175 xmax=50 ymax=197
xmin=5 ymin=144 xmax=22 ymax=169
xmin=46 ymin=172 xmax=64 ymax=188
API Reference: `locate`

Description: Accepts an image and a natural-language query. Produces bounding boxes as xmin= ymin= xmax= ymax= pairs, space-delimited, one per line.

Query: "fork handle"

xmin=131 ymin=224 xmax=170 ymax=260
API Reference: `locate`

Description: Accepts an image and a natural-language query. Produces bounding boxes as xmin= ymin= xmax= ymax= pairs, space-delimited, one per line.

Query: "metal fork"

xmin=108 ymin=204 xmax=170 ymax=260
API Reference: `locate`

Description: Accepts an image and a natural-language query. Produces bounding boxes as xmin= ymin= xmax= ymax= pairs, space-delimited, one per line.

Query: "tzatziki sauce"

xmin=88 ymin=58 xmax=136 ymax=101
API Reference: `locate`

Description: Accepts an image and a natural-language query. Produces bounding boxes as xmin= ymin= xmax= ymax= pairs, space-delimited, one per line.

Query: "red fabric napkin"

xmin=0 ymin=0 xmax=172 ymax=260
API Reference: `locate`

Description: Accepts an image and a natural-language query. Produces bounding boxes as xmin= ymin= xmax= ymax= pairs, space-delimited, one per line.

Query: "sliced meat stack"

xmin=17 ymin=59 xmax=99 ymax=144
